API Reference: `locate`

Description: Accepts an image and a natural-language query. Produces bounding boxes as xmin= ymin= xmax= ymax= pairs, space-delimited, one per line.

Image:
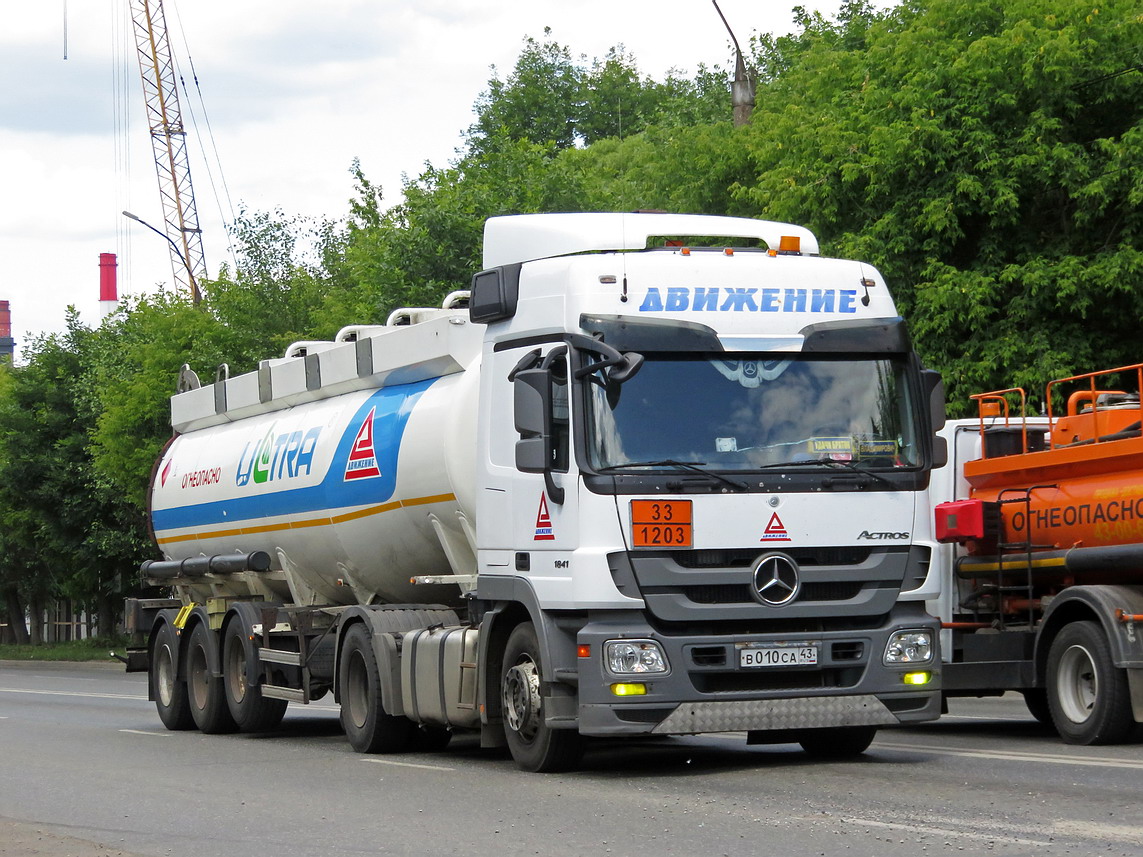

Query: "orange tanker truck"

xmin=930 ymin=363 xmax=1143 ymax=744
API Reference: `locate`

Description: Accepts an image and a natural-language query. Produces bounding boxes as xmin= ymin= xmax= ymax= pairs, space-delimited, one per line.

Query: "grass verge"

xmin=0 ymin=637 xmax=128 ymax=662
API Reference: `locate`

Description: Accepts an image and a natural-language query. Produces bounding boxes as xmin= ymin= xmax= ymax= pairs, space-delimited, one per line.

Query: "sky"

xmin=0 ymin=0 xmax=848 ymax=357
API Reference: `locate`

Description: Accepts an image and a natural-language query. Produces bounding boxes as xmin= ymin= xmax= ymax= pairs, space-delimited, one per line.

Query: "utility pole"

xmin=712 ymin=1 xmax=755 ymax=126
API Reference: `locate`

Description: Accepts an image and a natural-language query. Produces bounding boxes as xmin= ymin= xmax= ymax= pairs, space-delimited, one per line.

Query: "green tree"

xmin=0 ymin=314 xmax=148 ymax=641
xmin=735 ymin=0 xmax=1143 ymax=410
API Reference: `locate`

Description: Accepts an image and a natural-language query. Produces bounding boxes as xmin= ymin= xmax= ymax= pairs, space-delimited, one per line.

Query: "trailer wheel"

xmin=1047 ymin=621 xmax=1133 ymax=745
xmin=223 ymin=621 xmax=287 ymax=732
xmin=152 ymin=621 xmax=193 ymax=731
xmin=185 ymin=622 xmax=237 ymax=734
xmin=798 ymin=726 xmax=877 ymax=758
xmin=501 ymin=622 xmax=582 ymax=773
xmin=339 ymin=624 xmax=412 ymax=753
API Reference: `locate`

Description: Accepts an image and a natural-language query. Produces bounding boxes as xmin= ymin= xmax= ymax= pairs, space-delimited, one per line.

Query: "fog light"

xmin=884 ymin=630 xmax=934 ymax=665
xmin=611 ymin=683 xmax=647 ymax=696
xmin=903 ymin=671 xmax=932 ymax=686
xmin=605 ymin=639 xmax=669 ymax=675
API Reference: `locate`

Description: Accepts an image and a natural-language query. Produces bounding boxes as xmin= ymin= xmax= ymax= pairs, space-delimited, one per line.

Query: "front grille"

xmin=674 ymin=546 xmax=872 ymax=569
xmin=624 ymin=546 xmax=913 ymax=625
xmin=652 ymin=614 xmax=889 ymax=637
xmin=681 ymin=581 xmax=863 ymax=605
xmin=691 ymin=667 xmax=863 ymax=694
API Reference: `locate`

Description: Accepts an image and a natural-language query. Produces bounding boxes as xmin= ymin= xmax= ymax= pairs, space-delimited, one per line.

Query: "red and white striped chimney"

xmin=99 ymin=252 xmax=118 ymax=321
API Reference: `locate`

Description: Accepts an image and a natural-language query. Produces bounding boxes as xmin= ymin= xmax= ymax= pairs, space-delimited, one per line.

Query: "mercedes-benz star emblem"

xmin=751 ymin=553 xmax=800 ymax=606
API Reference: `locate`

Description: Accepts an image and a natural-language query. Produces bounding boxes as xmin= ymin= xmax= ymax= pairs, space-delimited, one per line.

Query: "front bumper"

xmin=574 ymin=609 xmax=940 ymax=737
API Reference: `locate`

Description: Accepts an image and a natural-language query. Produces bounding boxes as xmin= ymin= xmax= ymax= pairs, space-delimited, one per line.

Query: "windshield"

xmin=585 ymin=354 xmax=921 ymax=471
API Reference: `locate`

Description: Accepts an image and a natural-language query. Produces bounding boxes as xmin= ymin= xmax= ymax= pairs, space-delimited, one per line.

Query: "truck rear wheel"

xmin=339 ymin=624 xmax=412 ymax=753
xmin=185 ymin=622 xmax=237 ymax=734
xmin=223 ymin=620 xmax=287 ymax=732
xmin=1047 ymin=621 xmax=1133 ymax=745
xmin=501 ymin=622 xmax=582 ymax=773
xmin=152 ymin=621 xmax=193 ymax=731
xmin=798 ymin=726 xmax=877 ymax=758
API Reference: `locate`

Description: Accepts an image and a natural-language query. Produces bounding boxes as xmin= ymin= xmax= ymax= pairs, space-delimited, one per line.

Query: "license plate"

xmin=739 ymin=645 xmax=818 ymax=668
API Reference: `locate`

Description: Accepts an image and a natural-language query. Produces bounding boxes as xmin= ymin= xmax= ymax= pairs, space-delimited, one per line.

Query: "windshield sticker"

xmin=761 ymin=513 xmax=791 ymax=542
xmin=638 ymin=287 xmax=858 ymax=314
xmin=712 ymin=359 xmax=791 ymax=388
xmin=534 ymin=493 xmax=555 ymax=541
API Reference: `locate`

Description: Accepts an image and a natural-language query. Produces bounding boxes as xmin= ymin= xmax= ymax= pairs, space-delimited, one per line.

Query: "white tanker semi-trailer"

xmin=123 ymin=212 xmax=948 ymax=772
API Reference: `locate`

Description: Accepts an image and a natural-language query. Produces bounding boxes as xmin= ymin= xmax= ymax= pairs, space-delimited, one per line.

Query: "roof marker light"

xmin=778 ymin=235 xmax=801 ymax=255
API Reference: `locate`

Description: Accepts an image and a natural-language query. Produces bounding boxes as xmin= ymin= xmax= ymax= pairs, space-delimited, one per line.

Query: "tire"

xmin=223 ymin=620 xmax=287 ymax=732
xmin=339 ymin=624 xmax=413 ymax=753
xmin=185 ymin=622 xmax=237 ymax=734
xmin=798 ymin=726 xmax=877 ymax=758
xmin=500 ymin=622 xmax=582 ymax=773
xmin=1046 ymin=621 xmax=1133 ymax=745
xmin=1021 ymin=688 xmax=1053 ymax=725
xmin=152 ymin=621 xmax=194 ymax=731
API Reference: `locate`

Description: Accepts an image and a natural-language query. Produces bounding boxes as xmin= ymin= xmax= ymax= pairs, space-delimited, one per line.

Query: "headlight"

xmin=883 ymin=630 xmax=934 ymax=665
xmin=605 ymin=639 xmax=669 ymax=675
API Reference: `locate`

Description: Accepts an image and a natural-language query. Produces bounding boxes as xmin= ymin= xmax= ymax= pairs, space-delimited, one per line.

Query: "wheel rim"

xmin=502 ymin=655 xmax=541 ymax=742
xmin=189 ymin=641 xmax=210 ymax=710
xmin=345 ymin=650 xmax=369 ymax=730
xmin=156 ymin=642 xmax=176 ymax=707
xmin=1056 ymin=643 xmax=1098 ymax=724
xmin=225 ymin=636 xmax=247 ymax=705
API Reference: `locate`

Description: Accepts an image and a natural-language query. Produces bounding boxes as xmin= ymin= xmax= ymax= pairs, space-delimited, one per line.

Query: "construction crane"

xmin=128 ymin=0 xmax=205 ymax=303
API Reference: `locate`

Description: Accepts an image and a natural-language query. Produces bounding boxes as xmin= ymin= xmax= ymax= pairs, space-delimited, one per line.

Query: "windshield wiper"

xmin=597 ymin=459 xmax=749 ymax=492
xmin=755 ymin=458 xmax=895 ymax=487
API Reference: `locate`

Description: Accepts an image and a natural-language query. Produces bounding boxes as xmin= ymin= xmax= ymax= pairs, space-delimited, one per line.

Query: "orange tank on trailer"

xmin=936 ymin=364 xmax=1143 ymax=584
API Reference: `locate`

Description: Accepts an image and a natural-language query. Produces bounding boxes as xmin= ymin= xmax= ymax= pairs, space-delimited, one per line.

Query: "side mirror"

xmin=514 ymin=368 xmax=564 ymax=503
xmin=921 ymin=369 xmax=946 ymax=430
xmin=921 ymin=369 xmax=948 ymax=468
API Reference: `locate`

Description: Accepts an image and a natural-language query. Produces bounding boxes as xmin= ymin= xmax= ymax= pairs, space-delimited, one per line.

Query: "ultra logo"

xmin=236 ymin=424 xmax=322 ymax=487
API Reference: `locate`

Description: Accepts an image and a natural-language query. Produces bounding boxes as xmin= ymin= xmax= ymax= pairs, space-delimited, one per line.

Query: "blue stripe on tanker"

xmin=152 ymin=379 xmax=436 ymax=532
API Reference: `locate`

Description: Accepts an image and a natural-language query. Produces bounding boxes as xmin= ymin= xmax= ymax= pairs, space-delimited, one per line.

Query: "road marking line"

xmin=877 ymin=741 xmax=1143 ymax=770
xmin=842 ymin=817 xmax=1047 ymax=846
xmin=0 ymin=687 xmax=147 ymax=701
xmin=119 ymin=729 xmax=171 ymax=737
xmin=360 ymin=758 xmax=455 ymax=772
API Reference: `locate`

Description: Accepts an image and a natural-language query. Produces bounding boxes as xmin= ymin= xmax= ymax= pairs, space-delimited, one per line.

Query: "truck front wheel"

xmin=339 ymin=624 xmax=412 ymax=753
xmin=223 ymin=620 xmax=287 ymax=732
xmin=1047 ymin=621 xmax=1133 ymax=745
xmin=152 ymin=621 xmax=193 ymax=730
xmin=500 ymin=622 xmax=582 ymax=773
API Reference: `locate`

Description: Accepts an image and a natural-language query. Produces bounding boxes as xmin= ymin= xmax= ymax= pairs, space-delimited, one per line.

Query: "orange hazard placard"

xmin=630 ymin=499 xmax=693 ymax=548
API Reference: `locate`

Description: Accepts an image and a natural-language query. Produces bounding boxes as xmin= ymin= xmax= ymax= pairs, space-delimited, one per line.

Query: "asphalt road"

xmin=1 ymin=661 xmax=1141 ymax=857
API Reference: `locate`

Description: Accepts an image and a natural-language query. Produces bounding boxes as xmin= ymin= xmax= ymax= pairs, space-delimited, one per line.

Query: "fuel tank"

xmin=956 ymin=395 xmax=1143 ymax=585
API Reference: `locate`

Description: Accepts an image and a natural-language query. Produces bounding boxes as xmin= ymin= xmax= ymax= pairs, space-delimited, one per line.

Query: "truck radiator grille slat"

xmin=673 ymin=547 xmax=872 ymax=569
xmin=681 ymin=581 xmax=864 ymax=605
